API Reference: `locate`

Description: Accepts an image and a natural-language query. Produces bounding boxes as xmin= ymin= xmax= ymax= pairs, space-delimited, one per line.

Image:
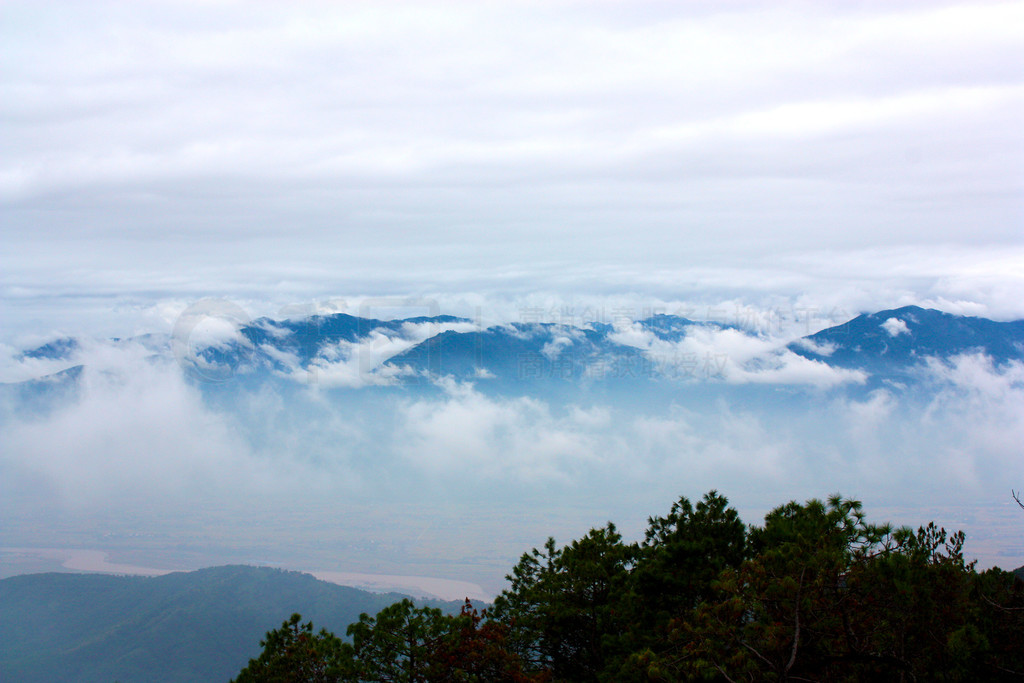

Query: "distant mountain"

xmin=386 ymin=322 xmax=650 ymax=384
xmin=183 ymin=313 xmax=472 ymax=383
xmin=361 ymin=307 xmax=1024 ymax=388
xmin=240 ymin=314 xmax=471 ymax=367
xmin=17 ymin=337 xmax=79 ymax=361
xmin=0 ymin=565 xmax=468 ymax=683
xmin=6 ymin=307 xmax=1023 ymax=398
xmin=0 ymin=364 xmax=83 ymax=416
xmin=789 ymin=306 xmax=1024 ymax=376
xmin=636 ymin=313 xmax=733 ymax=341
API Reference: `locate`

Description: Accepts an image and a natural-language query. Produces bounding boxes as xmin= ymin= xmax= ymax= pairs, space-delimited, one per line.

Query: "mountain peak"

xmin=790 ymin=306 xmax=1024 ymax=373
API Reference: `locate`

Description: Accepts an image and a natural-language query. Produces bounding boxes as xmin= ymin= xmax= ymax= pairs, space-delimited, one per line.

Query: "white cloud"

xmin=0 ymin=343 xmax=76 ymax=384
xmin=541 ymin=335 xmax=575 ymax=361
xmin=627 ymin=406 xmax=794 ymax=493
xmin=790 ymin=337 xmax=837 ymax=357
xmin=924 ymin=353 xmax=1024 ymax=410
xmin=250 ymin=319 xmax=480 ymax=388
xmin=1 ymin=2 xmax=1021 ymax=337
xmin=882 ymin=317 xmax=911 ymax=337
xmin=301 ymin=333 xmax=417 ymax=389
xmin=608 ymin=323 xmax=865 ymax=387
xmin=0 ymin=345 xmax=297 ymax=510
xmin=397 ymin=380 xmax=602 ymax=482
xmin=816 ymin=354 xmax=1024 ymax=504
xmin=2 ymin=334 xmax=1023 ymax=575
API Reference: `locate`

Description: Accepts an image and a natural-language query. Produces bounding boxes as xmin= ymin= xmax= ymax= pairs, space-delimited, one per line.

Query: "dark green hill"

xmin=0 ymin=565 xmax=465 ymax=683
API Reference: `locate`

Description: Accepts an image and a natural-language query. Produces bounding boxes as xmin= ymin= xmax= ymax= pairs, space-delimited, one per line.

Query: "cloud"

xmin=1 ymin=347 xmax=265 ymax=510
xmin=541 ymin=334 xmax=577 ymax=361
xmin=790 ymin=337 xmax=837 ymax=357
xmin=819 ymin=354 xmax=1024 ymax=501
xmin=882 ymin=317 xmax=910 ymax=336
xmin=626 ymin=405 xmax=797 ymax=496
xmin=921 ymin=354 xmax=1024 ymax=463
xmin=390 ymin=377 xmax=842 ymax=502
xmin=2 ymin=333 xmax=1023 ymax=575
xmin=608 ymin=322 xmax=865 ymax=387
xmin=2 ymin=2 xmax=1022 ymax=341
xmin=0 ymin=337 xmax=378 ymax=514
xmin=396 ymin=380 xmax=604 ymax=483
xmin=299 ymin=333 xmax=417 ymax=388
xmin=269 ymin=319 xmax=479 ymax=388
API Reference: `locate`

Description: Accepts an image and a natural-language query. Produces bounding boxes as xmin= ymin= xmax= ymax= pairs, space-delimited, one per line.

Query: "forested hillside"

xmin=0 ymin=565 xmax=465 ymax=683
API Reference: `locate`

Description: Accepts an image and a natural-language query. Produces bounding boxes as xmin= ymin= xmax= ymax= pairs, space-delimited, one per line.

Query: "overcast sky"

xmin=2 ymin=0 xmax=1022 ymax=340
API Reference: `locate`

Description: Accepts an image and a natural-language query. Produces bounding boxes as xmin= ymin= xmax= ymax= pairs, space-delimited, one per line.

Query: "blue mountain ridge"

xmin=7 ymin=307 xmax=1024 ymax=397
xmin=16 ymin=337 xmax=79 ymax=361
xmin=188 ymin=314 xmax=472 ymax=379
xmin=788 ymin=306 xmax=1024 ymax=372
xmin=635 ymin=313 xmax=737 ymax=341
xmin=241 ymin=314 xmax=471 ymax=366
xmin=385 ymin=323 xmax=653 ymax=384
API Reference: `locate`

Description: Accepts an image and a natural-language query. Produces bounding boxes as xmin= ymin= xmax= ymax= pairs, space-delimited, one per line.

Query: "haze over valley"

xmin=3 ymin=303 xmax=1023 ymax=597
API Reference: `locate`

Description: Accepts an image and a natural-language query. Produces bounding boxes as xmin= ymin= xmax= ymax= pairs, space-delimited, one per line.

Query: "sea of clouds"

xmin=2 ymin=304 xmax=1022 ymax=592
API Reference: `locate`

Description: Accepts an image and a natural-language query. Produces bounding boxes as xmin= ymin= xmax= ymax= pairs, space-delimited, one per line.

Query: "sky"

xmin=1 ymin=0 xmax=1022 ymax=341
xmin=1 ymin=1 xmax=1023 ymax=595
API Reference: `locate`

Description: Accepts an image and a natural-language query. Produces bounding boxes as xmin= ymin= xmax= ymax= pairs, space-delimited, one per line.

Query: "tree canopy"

xmin=236 ymin=493 xmax=1024 ymax=682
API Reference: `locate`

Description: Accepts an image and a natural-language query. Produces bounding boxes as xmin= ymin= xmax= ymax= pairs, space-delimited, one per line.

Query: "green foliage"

xmin=345 ymin=598 xmax=449 ymax=682
xmin=682 ymin=496 xmax=903 ymax=680
xmin=341 ymin=597 xmax=542 ymax=683
xmin=233 ymin=613 xmax=355 ymax=683
xmin=672 ymin=499 xmax=1016 ymax=682
xmin=486 ymin=493 xmax=1024 ymax=682
xmin=491 ymin=523 xmax=634 ymax=681
xmin=229 ymin=599 xmax=545 ymax=682
xmin=636 ymin=490 xmax=747 ymax=612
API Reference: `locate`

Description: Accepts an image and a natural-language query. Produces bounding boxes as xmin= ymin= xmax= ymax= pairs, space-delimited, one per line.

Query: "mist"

xmin=3 ymin=321 xmax=1021 ymax=597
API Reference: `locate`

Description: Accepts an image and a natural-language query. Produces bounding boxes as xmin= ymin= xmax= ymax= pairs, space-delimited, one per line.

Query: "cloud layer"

xmin=2 ymin=336 xmax=1022 ymax=585
xmin=2 ymin=1 xmax=1022 ymax=341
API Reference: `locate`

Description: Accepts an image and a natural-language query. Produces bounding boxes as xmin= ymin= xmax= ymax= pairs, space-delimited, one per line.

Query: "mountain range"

xmin=6 ymin=305 xmax=1022 ymax=400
